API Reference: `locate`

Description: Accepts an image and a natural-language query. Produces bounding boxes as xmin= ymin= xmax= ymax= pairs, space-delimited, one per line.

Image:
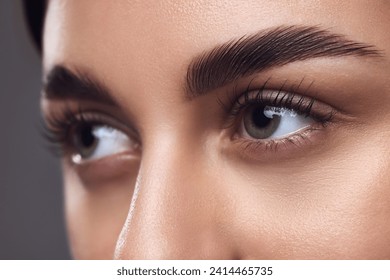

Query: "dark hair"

xmin=22 ymin=0 xmax=46 ymax=52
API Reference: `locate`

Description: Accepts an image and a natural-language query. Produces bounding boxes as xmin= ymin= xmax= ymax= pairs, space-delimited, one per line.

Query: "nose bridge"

xmin=114 ymin=137 xmax=233 ymax=259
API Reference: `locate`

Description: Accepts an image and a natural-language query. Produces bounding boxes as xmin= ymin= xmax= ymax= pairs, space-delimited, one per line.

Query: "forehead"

xmin=43 ymin=0 xmax=389 ymax=86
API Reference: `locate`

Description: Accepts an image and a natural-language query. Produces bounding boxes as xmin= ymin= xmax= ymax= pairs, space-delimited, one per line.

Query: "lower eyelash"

xmin=233 ymin=125 xmax=323 ymax=156
xmin=224 ymin=80 xmax=335 ymax=156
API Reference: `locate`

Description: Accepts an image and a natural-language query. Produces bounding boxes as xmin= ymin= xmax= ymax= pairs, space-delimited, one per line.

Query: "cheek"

xmin=63 ymin=163 xmax=137 ymax=259
xmin=219 ymin=129 xmax=390 ymax=259
xmin=61 ymin=121 xmax=390 ymax=259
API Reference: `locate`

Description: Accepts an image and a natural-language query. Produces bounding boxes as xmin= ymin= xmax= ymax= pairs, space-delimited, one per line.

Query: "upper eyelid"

xmin=219 ymin=77 xmax=311 ymax=112
xmin=76 ymin=111 xmax=138 ymax=138
xmin=220 ymin=73 xmax=360 ymax=119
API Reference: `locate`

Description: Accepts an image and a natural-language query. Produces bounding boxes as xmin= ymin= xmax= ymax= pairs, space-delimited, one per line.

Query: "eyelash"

xmin=42 ymin=107 xmax=112 ymax=157
xmin=226 ymin=87 xmax=334 ymax=121
xmin=221 ymin=80 xmax=335 ymax=152
xmin=43 ymin=80 xmax=335 ymax=158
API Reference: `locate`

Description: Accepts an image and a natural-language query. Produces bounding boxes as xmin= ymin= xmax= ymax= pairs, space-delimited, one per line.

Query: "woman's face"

xmin=42 ymin=0 xmax=390 ymax=259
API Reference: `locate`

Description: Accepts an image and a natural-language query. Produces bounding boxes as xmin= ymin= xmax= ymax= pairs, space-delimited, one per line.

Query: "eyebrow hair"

xmin=186 ymin=25 xmax=382 ymax=96
xmin=42 ymin=65 xmax=118 ymax=106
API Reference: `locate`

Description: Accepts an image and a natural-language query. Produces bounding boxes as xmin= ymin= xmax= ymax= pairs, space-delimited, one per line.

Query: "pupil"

xmin=80 ymin=124 xmax=96 ymax=148
xmin=252 ymin=106 xmax=272 ymax=128
xmin=72 ymin=123 xmax=99 ymax=159
xmin=243 ymin=105 xmax=281 ymax=139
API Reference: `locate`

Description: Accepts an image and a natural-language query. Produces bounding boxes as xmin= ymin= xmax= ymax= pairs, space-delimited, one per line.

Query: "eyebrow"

xmin=186 ymin=25 xmax=383 ymax=96
xmin=42 ymin=65 xmax=118 ymax=106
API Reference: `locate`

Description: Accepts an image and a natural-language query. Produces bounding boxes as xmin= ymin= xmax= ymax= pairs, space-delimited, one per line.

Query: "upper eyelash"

xmin=42 ymin=107 xmax=142 ymax=158
xmin=42 ymin=79 xmax=333 ymax=157
xmin=220 ymin=78 xmax=335 ymax=126
xmin=217 ymin=79 xmax=336 ymax=155
xmin=42 ymin=107 xmax=103 ymax=156
xmin=44 ymin=107 xmax=83 ymax=141
xmin=233 ymin=90 xmax=315 ymax=115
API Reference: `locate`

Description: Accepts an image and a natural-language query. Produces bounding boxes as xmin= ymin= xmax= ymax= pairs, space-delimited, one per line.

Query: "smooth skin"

xmin=42 ymin=0 xmax=390 ymax=259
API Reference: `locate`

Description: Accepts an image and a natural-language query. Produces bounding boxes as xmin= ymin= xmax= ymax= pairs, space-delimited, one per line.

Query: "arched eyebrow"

xmin=42 ymin=65 xmax=118 ymax=106
xmin=186 ymin=25 xmax=383 ymax=97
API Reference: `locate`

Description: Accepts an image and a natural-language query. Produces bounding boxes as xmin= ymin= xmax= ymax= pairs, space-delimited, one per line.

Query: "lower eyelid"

xmin=65 ymin=152 xmax=141 ymax=187
xmin=227 ymin=122 xmax=328 ymax=161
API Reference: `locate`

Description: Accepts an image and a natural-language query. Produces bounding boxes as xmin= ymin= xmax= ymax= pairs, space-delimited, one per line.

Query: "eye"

xmin=223 ymin=86 xmax=336 ymax=155
xmin=71 ymin=123 xmax=138 ymax=164
xmin=241 ymin=105 xmax=313 ymax=139
xmin=43 ymin=109 xmax=141 ymax=164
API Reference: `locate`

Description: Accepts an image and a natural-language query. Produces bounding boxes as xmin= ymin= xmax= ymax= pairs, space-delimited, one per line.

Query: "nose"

xmin=113 ymin=137 xmax=236 ymax=259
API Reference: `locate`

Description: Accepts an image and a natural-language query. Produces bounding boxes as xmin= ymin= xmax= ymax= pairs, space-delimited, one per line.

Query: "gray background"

xmin=0 ymin=0 xmax=71 ymax=259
